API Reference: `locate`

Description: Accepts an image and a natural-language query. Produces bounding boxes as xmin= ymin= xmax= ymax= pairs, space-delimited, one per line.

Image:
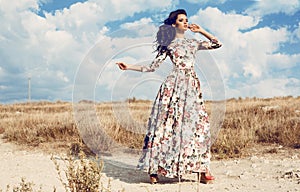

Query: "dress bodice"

xmin=168 ymin=38 xmax=198 ymax=70
xmin=141 ymin=37 xmax=220 ymax=73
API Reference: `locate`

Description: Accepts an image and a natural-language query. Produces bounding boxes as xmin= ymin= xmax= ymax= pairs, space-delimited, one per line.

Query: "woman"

xmin=116 ymin=9 xmax=222 ymax=184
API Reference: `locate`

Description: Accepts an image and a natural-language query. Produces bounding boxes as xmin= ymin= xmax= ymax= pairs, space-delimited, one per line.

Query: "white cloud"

xmin=44 ymin=2 xmax=104 ymax=39
xmin=0 ymin=85 xmax=7 ymax=90
xmin=121 ymin=18 xmax=153 ymax=29
xmin=0 ymin=0 xmax=175 ymax=103
xmin=109 ymin=0 xmax=173 ymax=14
xmin=293 ymin=22 xmax=300 ymax=40
xmin=267 ymin=53 xmax=300 ymax=70
xmin=119 ymin=18 xmax=157 ymax=37
xmin=44 ymin=0 xmax=174 ymax=39
xmin=241 ymin=27 xmax=288 ymax=78
xmin=0 ymin=0 xmax=299 ymax=102
xmin=185 ymin=0 xmax=227 ymax=4
xmin=190 ymin=7 xmax=260 ymax=39
xmin=245 ymin=0 xmax=300 ymax=17
xmin=85 ymin=35 xmax=171 ymax=101
xmin=190 ymin=7 xmax=286 ymax=78
xmin=188 ymin=6 xmax=300 ymax=99
xmin=234 ymin=78 xmax=300 ymax=98
xmin=56 ymin=71 xmax=69 ymax=82
xmin=0 ymin=0 xmax=40 ymax=12
xmin=190 ymin=7 xmax=258 ymax=78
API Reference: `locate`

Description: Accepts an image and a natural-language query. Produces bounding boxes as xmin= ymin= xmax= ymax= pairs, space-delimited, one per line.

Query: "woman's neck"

xmin=175 ymin=34 xmax=185 ymax=38
xmin=175 ymin=33 xmax=184 ymax=39
xmin=175 ymin=29 xmax=185 ymax=38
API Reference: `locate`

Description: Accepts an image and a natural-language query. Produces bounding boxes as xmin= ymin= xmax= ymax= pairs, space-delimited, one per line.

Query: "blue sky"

xmin=0 ymin=0 xmax=300 ymax=103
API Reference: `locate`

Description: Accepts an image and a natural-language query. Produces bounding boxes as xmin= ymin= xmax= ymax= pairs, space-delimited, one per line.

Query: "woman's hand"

xmin=188 ymin=23 xmax=204 ymax=33
xmin=189 ymin=23 xmax=222 ymax=48
xmin=116 ymin=62 xmax=128 ymax=70
xmin=211 ymin=38 xmax=222 ymax=48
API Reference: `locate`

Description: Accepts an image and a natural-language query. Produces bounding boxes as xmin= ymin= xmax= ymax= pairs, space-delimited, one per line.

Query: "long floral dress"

xmin=137 ymin=37 xmax=219 ymax=178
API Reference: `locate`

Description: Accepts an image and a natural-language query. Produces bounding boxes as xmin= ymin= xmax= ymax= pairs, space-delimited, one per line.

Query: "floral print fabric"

xmin=137 ymin=38 xmax=214 ymax=178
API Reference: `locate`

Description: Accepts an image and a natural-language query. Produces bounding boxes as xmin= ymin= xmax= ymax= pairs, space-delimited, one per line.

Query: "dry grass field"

xmin=0 ymin=96 xmax=299 ymax=159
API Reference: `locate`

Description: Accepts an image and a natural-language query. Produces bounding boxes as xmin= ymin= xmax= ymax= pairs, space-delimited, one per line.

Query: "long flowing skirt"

xmin=137 ymin=68 xmax=211 ymax=178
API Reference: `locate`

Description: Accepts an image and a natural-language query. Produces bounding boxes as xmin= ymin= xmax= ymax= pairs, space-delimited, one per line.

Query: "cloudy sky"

xmin=0 ymin=0 xmax=299 ymax=103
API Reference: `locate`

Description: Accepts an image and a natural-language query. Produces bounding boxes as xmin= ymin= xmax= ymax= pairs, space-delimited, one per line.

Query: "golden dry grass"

xmin=0 ymin=96 xmax=299 ymax=158
xmin=0 ymin=101 xmax=79 ymax=151
xmin=212 ymin=96 xmax=300 ymax=158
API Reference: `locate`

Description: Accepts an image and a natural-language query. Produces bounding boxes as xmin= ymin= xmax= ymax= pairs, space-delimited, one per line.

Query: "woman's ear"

xmin=172 ymin=23 xmax=176 ymax=27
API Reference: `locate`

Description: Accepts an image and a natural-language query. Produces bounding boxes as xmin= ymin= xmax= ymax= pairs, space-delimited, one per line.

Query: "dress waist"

xmin=172 ymin=67 xmax=195 ymax=71
xmin=171 ymin=67 xmax=197 ymax=77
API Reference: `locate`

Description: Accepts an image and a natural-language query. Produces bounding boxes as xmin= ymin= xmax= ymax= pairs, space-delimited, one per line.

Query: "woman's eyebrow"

xmin=178 ymin=17 xmax=187 ymax=20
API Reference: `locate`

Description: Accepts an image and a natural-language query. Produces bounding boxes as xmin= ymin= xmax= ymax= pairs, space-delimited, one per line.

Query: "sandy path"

xmin=0 ymin=136 xmax=64 ymax=191
xmin=0 ymin=135 xmax=299 ymax=192
xmin=101 ymin=149 xmax=300 ymax=192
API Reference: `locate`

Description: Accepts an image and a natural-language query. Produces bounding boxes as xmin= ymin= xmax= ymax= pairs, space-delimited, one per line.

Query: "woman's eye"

xmin=178 ymin=18 xmax=188 ymax=22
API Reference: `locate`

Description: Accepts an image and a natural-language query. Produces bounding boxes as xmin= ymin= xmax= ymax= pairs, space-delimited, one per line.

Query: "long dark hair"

xmin=155 ymin=9 xmax=187 ymax=56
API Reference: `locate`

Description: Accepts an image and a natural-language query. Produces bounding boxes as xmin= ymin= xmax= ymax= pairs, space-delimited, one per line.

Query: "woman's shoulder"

xmin=168 ymin=37 xmax=197 ymax=48
xmin=186 ymin=38 xmax=202 ymax=43
xmin=170 ymin=37 xmax=194 ymax=43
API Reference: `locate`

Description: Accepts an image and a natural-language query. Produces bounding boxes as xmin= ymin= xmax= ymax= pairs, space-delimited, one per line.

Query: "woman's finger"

xmin=116 ymin=62 xmax=127 ymax=70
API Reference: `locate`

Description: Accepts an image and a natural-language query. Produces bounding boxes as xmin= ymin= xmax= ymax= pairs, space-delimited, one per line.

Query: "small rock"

xmin=262 ymin=105 xmax=280 ymax=112
xmin=250 ymin=156 xmax=259 ymax=162
xmin=291 ymin=155 xmax=298 ymax=159
xmin=239 ymin=172 xmax=249 ymax=180
xmin=263 ymin=159 xmax=269 ymax=164
xmin=222 ymin=161 xmax=228 ymax=166
xmin=224 ymin=171 xmax=232 ymax=176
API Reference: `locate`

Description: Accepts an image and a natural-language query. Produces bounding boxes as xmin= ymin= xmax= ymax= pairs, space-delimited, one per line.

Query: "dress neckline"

xmin=174 ymin=37 xmax=187 ymax=42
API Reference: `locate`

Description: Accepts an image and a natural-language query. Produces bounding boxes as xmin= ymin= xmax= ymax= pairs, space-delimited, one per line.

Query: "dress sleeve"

xmin=141 ymin=51 xmax=168 ymax=72
xmin=197 ymin=39 xmax=222 ymax=50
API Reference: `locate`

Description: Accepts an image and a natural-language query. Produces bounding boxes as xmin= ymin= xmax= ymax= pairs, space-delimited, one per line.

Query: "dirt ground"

xmin=0 ymin=135 xmax=299 ymax=192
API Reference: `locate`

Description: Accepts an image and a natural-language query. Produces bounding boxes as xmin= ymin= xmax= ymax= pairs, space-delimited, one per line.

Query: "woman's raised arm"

xmin=116 ymin=62 xmax=143 ymax=72
xmin=189 ymin=23 xmax=222 ymax=49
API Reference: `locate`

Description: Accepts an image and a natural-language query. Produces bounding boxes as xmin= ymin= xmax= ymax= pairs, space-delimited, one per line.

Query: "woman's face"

xmin=174 ymin=14 xmax=188 ymax=32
